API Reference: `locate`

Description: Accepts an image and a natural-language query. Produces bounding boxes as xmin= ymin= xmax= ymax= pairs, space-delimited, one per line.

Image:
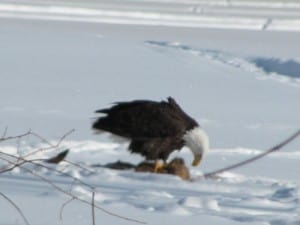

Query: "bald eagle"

xmin=92 ymin=97 xmax=209 ymax=169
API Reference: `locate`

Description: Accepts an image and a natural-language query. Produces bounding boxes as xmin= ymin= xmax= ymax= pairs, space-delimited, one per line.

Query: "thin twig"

xmin=92 ymin=191 xmax=96 ymax=225
xmin=193 ymin=129 xmax=300 ymax=181
xmin=64 ymin=160 xmax=95 ymax=173
xmin=0 ymin=130 xmax=144 ymax=223
xmin=60 ymin=197 xmax=75 ymax=220
xmin=0 ymin=159 xmax=27 ymax=174
xmin=0 ymin=192 xmax=30 ymax=225
xmin=30 ymin=129 xmax=75 ymax=148
xmin=0 ymin=130 xmax=31 ymax=142
xmin=0 ymin=153 xmax=94 ymax=189
xmin=0 ymin=155 xmax=146 ymax=224
xmin=1 ymin=130 xmax=137 ymax=223
xmin=23 ymin=129 xmax=75 ymax=158
xmin=28 ymin=163 xmax=145 ymax=224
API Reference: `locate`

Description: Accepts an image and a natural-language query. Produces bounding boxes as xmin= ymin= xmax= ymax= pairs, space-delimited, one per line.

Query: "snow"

xmin=1 ymin=0 xmax=300 ymax=225
xmin=1 ymin=0 xmax=300 ymax=30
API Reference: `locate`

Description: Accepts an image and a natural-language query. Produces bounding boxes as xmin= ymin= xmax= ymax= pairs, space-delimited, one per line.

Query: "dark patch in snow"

xmin=251 ymin=58 xmax=300 ymax=78
xmin=145 ymin=40 xmax=221 ymax=56
xmin=272 ymin=187 xmax=296 ymax=200
xmin=232 ymin=216 xmax=257 ymax=222
xmin=270 ymin=219 xmax=300 ymax=225
xmin=270 ymin=219 xmax=287 ymax=225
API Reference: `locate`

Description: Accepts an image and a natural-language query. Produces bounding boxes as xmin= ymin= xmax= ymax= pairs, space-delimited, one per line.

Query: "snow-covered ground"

xmin=0 ymin=0 xmax=300 ymax=224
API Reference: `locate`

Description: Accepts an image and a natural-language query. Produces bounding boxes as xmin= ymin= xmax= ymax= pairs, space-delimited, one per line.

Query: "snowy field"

xmin=0 ymin=0 xmax=300 ymax=224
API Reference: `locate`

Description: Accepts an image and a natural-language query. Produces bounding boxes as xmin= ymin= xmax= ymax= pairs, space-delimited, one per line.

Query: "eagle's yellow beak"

xmin=192 ymin=154 xmax=202 ymax=167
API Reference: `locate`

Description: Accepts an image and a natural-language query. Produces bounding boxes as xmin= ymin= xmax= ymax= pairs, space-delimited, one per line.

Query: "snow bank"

xmin=1 ymin=1 xmax=300 ymax=31
xmin=1 ymin=139 xmax=300 ymax=225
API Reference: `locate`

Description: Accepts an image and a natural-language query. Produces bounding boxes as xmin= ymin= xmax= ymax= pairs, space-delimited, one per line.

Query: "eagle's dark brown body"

xmin=92 ymin=97 xmax=198 ymax=161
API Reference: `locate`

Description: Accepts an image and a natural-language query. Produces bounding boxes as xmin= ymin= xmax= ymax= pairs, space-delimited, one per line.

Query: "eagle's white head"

xmin=183 ymin=126 xmax=209 ymax=166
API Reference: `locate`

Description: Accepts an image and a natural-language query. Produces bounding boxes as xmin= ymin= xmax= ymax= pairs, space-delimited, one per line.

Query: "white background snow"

xmin=0 ymin=0 xmax=300 ymax=224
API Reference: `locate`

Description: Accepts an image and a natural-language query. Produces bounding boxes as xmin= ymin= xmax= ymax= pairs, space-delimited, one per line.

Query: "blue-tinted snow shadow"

xmin=251 ymin=58 xmax=300 ymax=79
xmin=145 ymin=40 xmax=300 ymax=79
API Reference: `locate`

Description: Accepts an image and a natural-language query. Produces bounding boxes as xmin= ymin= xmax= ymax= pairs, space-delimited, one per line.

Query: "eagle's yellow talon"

xmin=153 ymin=160 xmax=165 ymax=173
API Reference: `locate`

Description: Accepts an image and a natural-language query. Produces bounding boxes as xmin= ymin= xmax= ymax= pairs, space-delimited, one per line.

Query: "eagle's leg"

xmin=153 ymin=160 xmax=165 ymax=173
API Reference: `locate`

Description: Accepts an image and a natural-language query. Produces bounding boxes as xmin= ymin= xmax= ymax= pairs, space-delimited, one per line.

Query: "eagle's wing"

xmin=93 ymin=98 xmax=194 ymax=139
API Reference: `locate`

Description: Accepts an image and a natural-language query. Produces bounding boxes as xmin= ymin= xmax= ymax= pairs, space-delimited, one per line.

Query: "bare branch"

xmin=63 ymin=160 xmax=95 ymax=173
xmin=60 ymin=197 xmax=75 ymax=221
xmin=23 ymin=129 xmax=75 ymax=158
xmin=0 ymin=159 xmax=27 ymax=174
xmin=92 ymin=191 xmax=96 ymax=225
xmin=193 ymin=129 xmax=300 ymax=181
xmin=1 ymin=155 xmax=146 ymax=224
xmin=30 ymin=129 xmax=75 ymax=148
xmin=0 ymin=192 xmax=30 ymax=225
xmin=0 ymin=129 xmax=146 ymax=225
xmin=0 ymin=152 xmax=94 ymax=189
xmin=0 ymin=130 xmax=31 ymax=142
